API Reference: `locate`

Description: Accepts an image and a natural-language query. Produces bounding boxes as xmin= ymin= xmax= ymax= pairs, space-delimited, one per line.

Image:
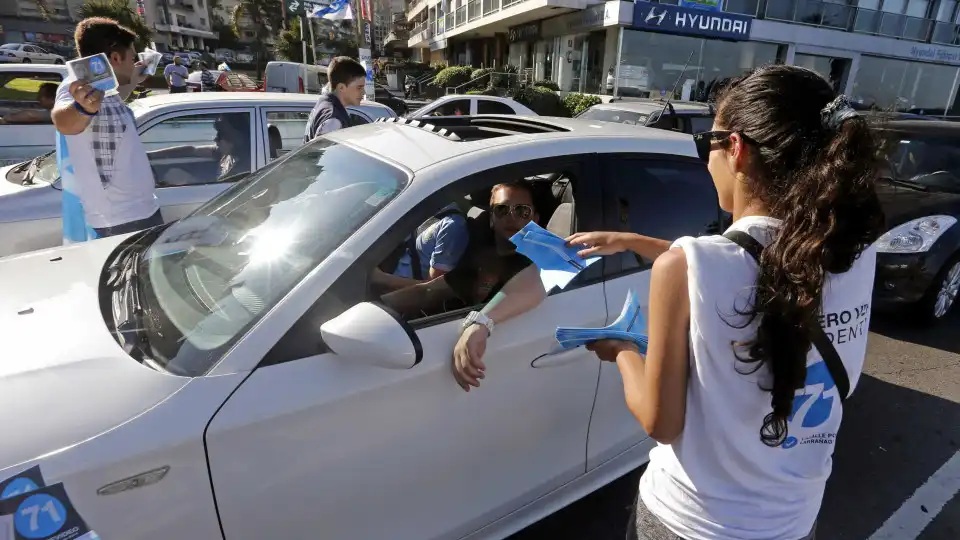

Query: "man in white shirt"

xmin=52 ymin=17 xmax=160 ymax=240
xmin=163 ymin=55 xmax=188 ymax=94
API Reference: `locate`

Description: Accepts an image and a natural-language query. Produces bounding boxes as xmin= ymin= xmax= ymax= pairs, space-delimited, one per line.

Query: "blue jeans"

xmin=93 ymin=210 xmax=164 ymax=238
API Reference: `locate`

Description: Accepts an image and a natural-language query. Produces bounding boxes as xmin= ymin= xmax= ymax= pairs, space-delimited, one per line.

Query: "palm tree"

xmin=232 ymin=0 xmax=283 ymax=76
xmin=77 ymin=0 xmax=154 ymax=51
xmin=33 ymin=0 xmax=52 ymax=20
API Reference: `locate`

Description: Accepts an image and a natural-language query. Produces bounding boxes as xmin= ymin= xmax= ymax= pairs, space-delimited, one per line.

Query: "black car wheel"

xmin=917 ymin=253 xmax=960 ymax=322
xmin=21 ymin=58 xmax=31 ymax=63
xmin=54 ymin=58 xmax=64 ymax=64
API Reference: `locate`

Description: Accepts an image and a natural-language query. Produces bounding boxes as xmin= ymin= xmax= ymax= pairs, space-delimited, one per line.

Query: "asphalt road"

xmin=510 ymin=308 xmax=960 ymax=540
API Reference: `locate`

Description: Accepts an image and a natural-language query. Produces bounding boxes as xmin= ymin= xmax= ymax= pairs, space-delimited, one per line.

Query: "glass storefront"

xmin=850 ymin=55 xmax=959 ymax=112
xmin=616 ymin=29 xmax=783 ymax=99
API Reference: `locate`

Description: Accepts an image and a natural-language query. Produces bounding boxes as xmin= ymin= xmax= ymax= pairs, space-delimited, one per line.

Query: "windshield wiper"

xmin=14 ymin=151 xmax=54 ymax=186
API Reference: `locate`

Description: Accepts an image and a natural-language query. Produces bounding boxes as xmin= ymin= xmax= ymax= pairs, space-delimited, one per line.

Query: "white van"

xmin=264 ymin=61 xmax=329 ymax=94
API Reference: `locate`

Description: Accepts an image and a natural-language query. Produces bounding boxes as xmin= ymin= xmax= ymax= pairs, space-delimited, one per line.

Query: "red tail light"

xmin=298 ymin=76 xmax=304 ymax=93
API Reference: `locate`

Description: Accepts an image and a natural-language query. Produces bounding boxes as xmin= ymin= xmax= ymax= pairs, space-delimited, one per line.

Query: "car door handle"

xmin=531 ymin=346 xmax=585 ymax=369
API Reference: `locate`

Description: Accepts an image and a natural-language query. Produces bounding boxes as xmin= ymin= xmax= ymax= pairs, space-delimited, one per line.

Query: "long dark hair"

xmin=714 ymin=65 xmax=885 ymax=447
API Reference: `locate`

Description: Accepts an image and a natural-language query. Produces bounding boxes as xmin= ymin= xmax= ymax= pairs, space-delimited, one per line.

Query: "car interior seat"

xmin=267 ymin=124 xmax=283 ymax=159
xmin=545 ymin=202 xmax=574 ymax=238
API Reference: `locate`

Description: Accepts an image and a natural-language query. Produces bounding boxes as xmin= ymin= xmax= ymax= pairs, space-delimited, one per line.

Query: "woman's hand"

xmin=586 ymin=339 xmax=641 ymax=362
xmin=453 ymin=324 xmax=487 ymax=391
xmin=566 ymin=231 xmax=634 ymax=258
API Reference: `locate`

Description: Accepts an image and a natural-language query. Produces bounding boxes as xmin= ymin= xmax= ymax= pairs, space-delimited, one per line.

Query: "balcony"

xmin=169 ymin=1 xmax=196 ymax=11
xmin=154 ymin=22 xmax=218 ymax=39
xmin=764 ymin=2 xmax=933 ymax=42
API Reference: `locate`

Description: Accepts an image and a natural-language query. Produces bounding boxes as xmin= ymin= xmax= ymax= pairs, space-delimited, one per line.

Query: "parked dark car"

xmin=374 ymin=84 xmax=408 ymax=116
xmin=872 ymin=120 xmax=960 ymax=323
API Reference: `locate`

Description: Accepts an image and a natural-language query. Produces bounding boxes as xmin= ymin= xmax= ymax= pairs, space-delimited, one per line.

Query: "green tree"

xmin=76 ymin=0 xmax=154 ymax=50
xmin=275 ymin=17 xmax=311 ymax=63
xmin=232 ymin=0 xmax=283 ymax=76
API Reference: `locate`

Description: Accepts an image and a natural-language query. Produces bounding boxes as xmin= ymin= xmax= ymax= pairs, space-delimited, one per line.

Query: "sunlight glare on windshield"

xmin=242 ymin=224 xmax=295 ymax=266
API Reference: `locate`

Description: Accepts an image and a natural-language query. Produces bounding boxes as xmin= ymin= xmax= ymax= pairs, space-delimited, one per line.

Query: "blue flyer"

xmin=509 ymin=221 xmax=600 ymax=290
xmin=0 ymin=483 xmax=97 ymax=540
xmin=555 ymin=289 xmax=649 ymax=352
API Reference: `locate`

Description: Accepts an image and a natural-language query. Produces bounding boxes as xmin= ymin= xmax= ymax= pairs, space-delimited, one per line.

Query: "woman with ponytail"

xmin=561 ymin=65 xmax=885 ymax=539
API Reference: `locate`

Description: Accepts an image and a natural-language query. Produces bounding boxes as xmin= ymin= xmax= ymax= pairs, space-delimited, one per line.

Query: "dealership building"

xmin=400 ymin=0 xmax=960 ymax=113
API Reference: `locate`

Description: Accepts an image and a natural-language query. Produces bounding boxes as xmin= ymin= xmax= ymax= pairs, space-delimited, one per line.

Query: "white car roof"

xmin=325 ymin=115 xmax=697 ymax=173
xmin=590 ymin=99 xmax=712 ymax=114
xmin=130 ymin=92 xmax=395 ymax=115
xmin=0 ymin=64 xmax=68 ymax=76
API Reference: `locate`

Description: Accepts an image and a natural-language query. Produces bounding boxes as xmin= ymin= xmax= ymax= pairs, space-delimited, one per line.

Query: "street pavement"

xmin=510 ymin=308 xmax=960 ymax=540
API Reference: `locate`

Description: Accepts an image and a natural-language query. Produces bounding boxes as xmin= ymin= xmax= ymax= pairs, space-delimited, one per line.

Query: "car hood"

xmin=877 ymin=182 xmax=960 ymax=228
xmin=0 ymin=238 xmax=188 ymax=467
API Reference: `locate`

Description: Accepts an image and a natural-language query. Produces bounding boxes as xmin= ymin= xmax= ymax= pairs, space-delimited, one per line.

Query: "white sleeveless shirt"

xmin=639 ymin=215 xmax=876 ymax=540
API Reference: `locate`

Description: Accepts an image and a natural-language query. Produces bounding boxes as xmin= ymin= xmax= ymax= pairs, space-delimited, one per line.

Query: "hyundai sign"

xmin=632 ymin=2 xmax=752 ymax=41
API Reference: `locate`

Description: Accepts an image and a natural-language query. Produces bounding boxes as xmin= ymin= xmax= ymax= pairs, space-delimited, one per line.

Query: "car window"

xmin=477 ymin=100 xmax=515 ymax=115
xmin=881 ymin=135 xmax=960 ymax=192
xmin=0 ymin=72 xmax=62 ymax=125
xmin=431 ymin=99 xmax=471 ymax=116
xmin=265 ymin=110 xmax=310 ymax=160
xmin=602 ymin=157 xmax=721 ymax=275
xmin=131 ymin=140 xmax=408 ymax=376
xmin=688 ymin=115 xmax=715 ymax=134
xmin=349 ymin=112 xmax=370 ymax=126
xmin=140 ymin=111 xmax=253 ymax=187
xmin=577 ymin=107 xmax=649 ymax=126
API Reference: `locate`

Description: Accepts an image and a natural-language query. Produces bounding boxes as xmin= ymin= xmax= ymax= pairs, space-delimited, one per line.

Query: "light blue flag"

xmin=509 ymin=221 xmax=600 ymax=291
xmin=57 ymin=132 xmax=98 ymax=244
xmin=555 ymin=289 xmax=649 ymax=353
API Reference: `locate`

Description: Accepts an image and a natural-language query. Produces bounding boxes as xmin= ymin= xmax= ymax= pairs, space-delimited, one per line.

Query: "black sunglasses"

xmin=692 ymin=130 xmax=734 ymax=162
xmin=491 ymin=203 xmax=533 ymax=220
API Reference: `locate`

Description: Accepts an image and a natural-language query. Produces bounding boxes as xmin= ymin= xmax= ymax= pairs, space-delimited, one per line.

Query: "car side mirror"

xmin=319 ymin=302 xmax=423 ymax=369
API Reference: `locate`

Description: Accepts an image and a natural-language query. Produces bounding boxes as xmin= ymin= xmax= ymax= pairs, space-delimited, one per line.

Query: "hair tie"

xmin=821 ymin=95 xmax=858 ymax=131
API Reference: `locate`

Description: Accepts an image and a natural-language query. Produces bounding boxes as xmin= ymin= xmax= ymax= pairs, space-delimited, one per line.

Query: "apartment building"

xmin=402 ymin=0 xmax=960 ymax=114
xmin=143 ymin=0 xmax=218 ymax=51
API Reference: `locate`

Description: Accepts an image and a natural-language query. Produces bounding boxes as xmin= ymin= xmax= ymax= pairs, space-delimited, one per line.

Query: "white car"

xmin=578 ymin=99 xmax=716 ymax=134
xmin=0 ymin=92 xmax=397 ymax=256
xmin=0 ymin=115 xmax=725 ymax=540
xmin=0 ymin=43 xmax=66 ymax=64
xmin=0 ymin=64 xmax=69 ymax=165
xmin=410 ymin=94 xmax=537 ymax=118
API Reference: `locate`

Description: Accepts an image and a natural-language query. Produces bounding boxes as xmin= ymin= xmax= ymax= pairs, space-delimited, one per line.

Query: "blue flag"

xmin=57 ymin=133 xmax=98 ymax=244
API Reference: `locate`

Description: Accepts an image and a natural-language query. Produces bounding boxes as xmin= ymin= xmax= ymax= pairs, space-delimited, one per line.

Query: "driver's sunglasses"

xmin=492 ymin=203 xmax=534 ymax=220
xmin=692 ymin=130 xmax=734 ymax=162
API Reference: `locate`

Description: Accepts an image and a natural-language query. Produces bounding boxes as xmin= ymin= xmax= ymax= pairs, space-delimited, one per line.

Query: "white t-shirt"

xmin=55 ymin=79 xmax=159 ymax=229
xmin=640 ymin=215 xmax=876 ymax=540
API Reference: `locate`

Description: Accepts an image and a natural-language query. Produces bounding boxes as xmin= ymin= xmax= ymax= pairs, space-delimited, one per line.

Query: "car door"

xmin=587 ymin=153 xmax=722 ymax=470
xmin=138 ymin=107 xmax=256 ymax=221
xmin=205 ymin=154 xmax=608 ymax=540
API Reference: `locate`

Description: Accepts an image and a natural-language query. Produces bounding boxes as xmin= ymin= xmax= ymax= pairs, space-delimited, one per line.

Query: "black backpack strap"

xmin=723 ymin=231 xmax=850 ymax=401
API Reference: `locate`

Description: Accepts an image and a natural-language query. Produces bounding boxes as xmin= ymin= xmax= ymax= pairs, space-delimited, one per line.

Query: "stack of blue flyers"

xmin=509 ymin=221 xmax=600 ymax=290
xmin=555 ymin=289 xmax=649 ymax=353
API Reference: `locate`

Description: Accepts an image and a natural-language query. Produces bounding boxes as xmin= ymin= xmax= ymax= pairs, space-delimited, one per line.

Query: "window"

xmin=688 ymin=115 xmax=715 ymax=134
xmin=140 ymin=112 xmax=253 ymax=187
xmin=477 ymin=100 xmax=515 ymax=115
xmin=201 ymin=18 xmax=207 ymax=25
xmin=879 ymin=135 xmax=960 ymax=193
xmin=349 ymin=113 xmax=370 ymax=126
xmin=852 ymin=55 xmax=959 ymax=111
xmin=265 ymin=110 xmax=310 ymax=160
xmin=431 ymin=98 xmax=470 ymax=116
xmin=578 ymin=107 xmax=649 ymax=126
xmin=602 ymin=157 xmax=721 ymax=275
xmin=133 ymin=141 xmax=408 ymax=376
xmin=0 ymin=72 xmax=62 ymax=125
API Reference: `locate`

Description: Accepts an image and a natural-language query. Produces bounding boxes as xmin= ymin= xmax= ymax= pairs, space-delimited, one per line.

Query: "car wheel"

xmin=917 ymin=254 xmax=960 ymax=323
xmin=54 ymin=58 xmax=64 ymax=64
xmin=21 ymin=58 xmax=31 ymax=63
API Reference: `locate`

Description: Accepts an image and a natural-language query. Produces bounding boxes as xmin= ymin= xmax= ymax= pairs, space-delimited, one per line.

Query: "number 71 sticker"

xmin=0 ymin=483 xmax=95 ymax=540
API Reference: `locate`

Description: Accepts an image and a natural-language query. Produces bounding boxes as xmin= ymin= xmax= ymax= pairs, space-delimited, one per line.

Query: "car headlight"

xmin=876 ymin=215 xmax=957 ymax=253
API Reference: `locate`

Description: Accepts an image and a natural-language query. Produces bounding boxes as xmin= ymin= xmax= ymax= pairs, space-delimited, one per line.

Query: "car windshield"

xmin=0 ymin=44 xmax=17 ymax=50
xmin=576 ymin=107 xmax=649 ymax=126
xmin=126 ymin=140 xmax=408 ymax=376
xmin=879 ymin=135 xmax=960 ymax=193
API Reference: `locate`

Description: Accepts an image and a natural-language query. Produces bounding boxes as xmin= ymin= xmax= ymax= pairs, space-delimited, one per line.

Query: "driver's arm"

xmin=380 ymin=275 xmax=456 ymax=318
